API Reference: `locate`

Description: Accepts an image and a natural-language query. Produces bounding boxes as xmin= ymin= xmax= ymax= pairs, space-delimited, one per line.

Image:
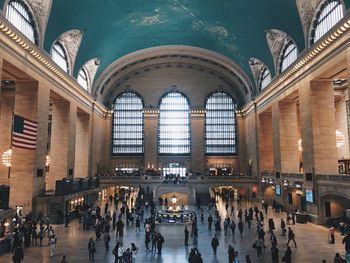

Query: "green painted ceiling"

xmin=3 ymin=0 xmax=350 ymax=85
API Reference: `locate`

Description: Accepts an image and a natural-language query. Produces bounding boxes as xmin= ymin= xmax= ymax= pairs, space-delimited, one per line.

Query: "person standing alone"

xmin=211 ymin=235 xmax=219 ymax=255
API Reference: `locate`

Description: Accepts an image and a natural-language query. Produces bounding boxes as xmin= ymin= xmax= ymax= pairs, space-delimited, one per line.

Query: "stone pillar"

xmin=10 ymin=81 xmax=49 ymax=212
xmin=0 ymin=90 xmax=14 ymax=186
xmin=67 ymin=103 xmax=77 ymax=178
xmin=237 ymin=113 xmax=247 ymax=175
xmin=258 ymin=111 xmax=274 ymax=172
xmin=74 ymin=110 xmax=90 ymax=177
xmin=272 ymin=101 xmax=299 ymax=173
xmin=48 ymin=99 xmax=77 ymax=189
xmin=299 ymin=80 xmax=338 ymax=175
xmin=144 ymin=109 xmax=158 ymax=170
xmin=190 ymin=110 xmax=205 ymax=174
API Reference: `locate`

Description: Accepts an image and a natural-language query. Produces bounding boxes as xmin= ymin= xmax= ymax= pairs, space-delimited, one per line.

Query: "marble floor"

xmin=0 ymin=199 xmax=347 ymax=263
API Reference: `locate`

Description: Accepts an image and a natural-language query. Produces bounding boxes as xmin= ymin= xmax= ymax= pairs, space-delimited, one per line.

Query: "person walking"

xmin=280 ymin=218 xmax=286 ymax=236
xmin=88 ymin=237 xmax=96 ymax=261
xmin=12 ymin=246 xmax=24 ymax=263
xmin=245 ymin=254 xmax=252 ymax=263
xmin=208 ymin=214 xmax=213 ymax=230
xmin=271 ymin=245 xmax=279 ymax=263
xmin=104 ymin=231 xmax=111 ymax=251
xmin=156 ymin=233 xmax=164 ymax=254
xmin=150 ymin=231 xmax=157 ymax=253
xmin=253 ymin=238 xmax=263 ymax=257
xmin=234 ymin=251 xmax=240 ymax=263
xmin=117 ymin=241 xmax=124 ymax=263
xmin=184 ymin=226 xmax=189 ymax=246
xmin=211 ymin=234 xmax=219 ymax=255
xmin=131 ymin=243 xmax=138 ymax=263
xmin=238 ymin=220 xmax=244 ymax=238
xmin=112 ymin=242 xmax=120 ymax=263
xmin=49 ymin=235 xmax=56 ymax=257
xmin=333 ymin=252 xmax=346 ymax=263
xmin=193 ymin=225 xmax=198 ymax=246
xmin=60 ymin=255 xmax=68 ymax=263
xmin=329 ymin=226 xmax=335 ymax=244
xmin=287 ymin=227 xmax=297 ymax=248
xmin=343 ymin=232 xmax=350 ymax=253
xmin=282 ymin=246 xmax=292 ymax=263
xmin=230 ymin=220 xmax=236 ymax=235
xmin=116 ymin=218 xmax=124 ymax=238
xmin=228 ymin=244 xmax=235 ymax=263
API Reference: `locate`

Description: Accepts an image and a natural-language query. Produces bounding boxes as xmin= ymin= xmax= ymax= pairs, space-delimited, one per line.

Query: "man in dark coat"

xmin=211 ymin=235 xmax=219 ymax=255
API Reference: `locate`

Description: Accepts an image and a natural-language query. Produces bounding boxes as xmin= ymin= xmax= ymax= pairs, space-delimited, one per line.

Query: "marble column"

xmin=258 ymin=111 xmax=274 ymax=172
xmin=190 ymin=110 xmax=205 ymax=174
xmin=48 ymin=100 xmax=77 ymax=190
xmin=272 ymin=101 xmax=299 ymax=173
xmin=10 ymin=81 xmax=49 ymax=213
xmin=299 ymin=80 xmax=338 ymax=175
xmin=74 ymin=110 xmax=90 ymax=177
xmin=144 ymin=110 xmax=158 ymax=170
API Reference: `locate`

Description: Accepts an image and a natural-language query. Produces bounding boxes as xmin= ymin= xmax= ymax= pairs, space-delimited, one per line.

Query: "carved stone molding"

xmin=248 ymin=57 xmax=266 ymax=89
xmin=57 ymin=29 xmax=83 ymax=75
xmin=266 ymin=29 xmax=291 ymax=73
xmin=296 ymin=0 xmax=323 ymax=45
xmin=81 ymin=57 xmax=100 ymax=91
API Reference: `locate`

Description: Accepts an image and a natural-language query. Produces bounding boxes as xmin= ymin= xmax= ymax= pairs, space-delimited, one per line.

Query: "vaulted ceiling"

xmin=1 ymin=0 xmax=350 ymax=96
xmin=43 ymin=0 xmax=307 ymax=79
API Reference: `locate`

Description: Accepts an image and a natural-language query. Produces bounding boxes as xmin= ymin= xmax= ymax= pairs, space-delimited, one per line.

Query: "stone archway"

xmin=319 ymin=193 xmax=350 ymax=224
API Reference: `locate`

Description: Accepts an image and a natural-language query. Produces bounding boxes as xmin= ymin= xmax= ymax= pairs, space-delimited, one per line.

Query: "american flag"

xmin=12 ymin=114 xmax=38 ymax=150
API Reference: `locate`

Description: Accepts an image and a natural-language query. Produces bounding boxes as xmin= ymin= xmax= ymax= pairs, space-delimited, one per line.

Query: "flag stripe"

xmin=12 ymin=114 xmax=37 ymax=150
xmin=12 ymin=137 xmax=36 ymax=146
xmin=13 ymin=132 xmax=36 ymax=140
xmin=24 ymin=120 xmax=37 ymax=128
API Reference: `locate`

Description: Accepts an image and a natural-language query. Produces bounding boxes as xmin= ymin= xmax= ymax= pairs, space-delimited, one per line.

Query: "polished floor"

xmin=0 ymin=199 xmax=347 ymax=263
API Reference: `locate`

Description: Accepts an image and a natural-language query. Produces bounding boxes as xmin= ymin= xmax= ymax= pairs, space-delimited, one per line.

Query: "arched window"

xmin=311 ymin=0 xmax=344 ymax=44
xmin=205 ymin=92 xmax=236 ymax=154
xmin=260 ymin=67 xmax=271 ymax=90
xmin=280 ymin=41 xmax=298 ymax=73
xmin=77 ymin=68 xmax=89 ymax=91
xmin=112 ymin=92 xmax=144 ymax=155
xmin=158 ymin=92 xmax=190 ymax=154
xmin=6 ymin=0 xmax=37 ymax=43
xmin=51 ymin=41 xmax=69 ymax=73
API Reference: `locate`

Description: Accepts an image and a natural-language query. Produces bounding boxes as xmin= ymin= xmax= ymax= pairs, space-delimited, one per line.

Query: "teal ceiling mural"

xmin=43 ymin=0 xmax=307 ymax=80
xmin=2 ymin=0 xmax=350 ymax=84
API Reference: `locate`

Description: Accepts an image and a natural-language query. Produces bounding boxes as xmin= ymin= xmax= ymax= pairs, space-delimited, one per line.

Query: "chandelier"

xmin=298 ymin=139 xmax=302 ymax=152
xmin=2 ymin=149 xmax=12 ymax=167
xmin=46 ymin=155 xmax=50 ymax=167
xmin=336 ymin=130 xmax=345 ymax=148
xmin=298 ymin=130 xmax=345 ymax=151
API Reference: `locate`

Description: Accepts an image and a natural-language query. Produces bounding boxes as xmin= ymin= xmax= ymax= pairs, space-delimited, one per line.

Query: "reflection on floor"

xmin=0 ymin=198 xmax=346 ymax=263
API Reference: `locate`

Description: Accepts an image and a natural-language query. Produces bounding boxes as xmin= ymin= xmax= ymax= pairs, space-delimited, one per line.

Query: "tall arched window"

xmin=158 ymin=92 xmax=190 ymax=154
xmin=280 ymin=41 xmax=298 ymax=73
xmin=77 ymin=68 xmax=89 ymax=91
xmin=205 ymin=92 xmax=236 ymax=154
xmin=6 ymin=0 xmax=37 ymax=43
xmin=311 ymin=0 xmax=344 ymax=44
xmin=51 ymin=41 xmax=69 ymax=73
xmin=112 ymin=92 xmax=144 ymax=155
xmin=260 ymin=67 xmax=271 ymax=90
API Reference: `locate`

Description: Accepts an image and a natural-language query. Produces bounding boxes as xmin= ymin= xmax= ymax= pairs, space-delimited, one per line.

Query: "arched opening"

xmin=320 ymin=194 xmax=350 ymax=224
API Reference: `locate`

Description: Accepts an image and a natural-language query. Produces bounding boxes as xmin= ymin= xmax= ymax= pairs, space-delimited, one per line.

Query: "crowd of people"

xmin=3 ymin=185 xmax=350 ymax=263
